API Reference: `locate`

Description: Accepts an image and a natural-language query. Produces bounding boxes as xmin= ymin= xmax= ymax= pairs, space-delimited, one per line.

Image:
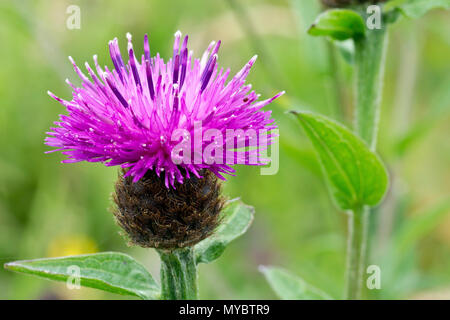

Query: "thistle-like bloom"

xmin=321 ymin=0 xmax=387 ymax=7
xmin=46 ymin=31 xmax=283 ymax=187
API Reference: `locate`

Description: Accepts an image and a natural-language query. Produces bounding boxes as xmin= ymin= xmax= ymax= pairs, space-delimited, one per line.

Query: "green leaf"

xmin=195 ymin=198 xmax=254 ymax=264
xmin=308 ymin=9 xmax=365 ymax=41
xmin=260 ymin=266 xmax=333 ymax=300
xmin=4 ymin=252 xmax=160 ymax=300
xmin=385 ymin=0 xmax=450 ymax=19
xmin=291 ymin=111 xmax=389 ymax=210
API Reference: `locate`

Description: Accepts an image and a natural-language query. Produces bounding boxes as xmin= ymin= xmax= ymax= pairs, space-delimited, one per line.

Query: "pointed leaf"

xmin=195 ymin=199 xmax=254 ymax=264
xmin=291 ymin=111 xmax=389 ymax=210
xmin=385 ymin=0 xmax=450 ymax=19
xmin=260 ymin=266 xmax=333 ymax=300
xmin=308 ymin=9 xmax=365 ymax=41
xmin=4 ymin=252 xmax=160 ymax=300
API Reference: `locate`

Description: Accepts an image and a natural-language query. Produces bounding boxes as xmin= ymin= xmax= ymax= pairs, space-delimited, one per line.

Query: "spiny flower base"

xmin=321 ymin=0 xmax=387 ymax=7
xmin=113 ymin=169 xmax=225 ymax=249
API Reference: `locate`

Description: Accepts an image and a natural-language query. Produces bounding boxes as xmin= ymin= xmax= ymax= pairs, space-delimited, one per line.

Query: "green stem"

xmin=354 ymin=20 xmax=388 ymax=151
xmin=345 ymin=205 xmax=369 ymax=299
xmin=346 ymin=8 xmax=389 ymax=300
xmin=158 ymin=247 xmax=198 ymax=300
xmin=326 ymin=40 xmax=346 ymax=122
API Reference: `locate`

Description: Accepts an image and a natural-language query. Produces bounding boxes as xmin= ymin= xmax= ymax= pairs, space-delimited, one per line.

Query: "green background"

xmin=0 ymin=0 xmax=449 ymax=299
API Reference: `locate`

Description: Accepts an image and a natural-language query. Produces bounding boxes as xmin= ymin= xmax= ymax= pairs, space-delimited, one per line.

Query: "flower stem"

xmin=158 ymin=247 xmax=198 ymax=300
xmin=345 ymin=205 xmax=369 ymax=299
xmin=346 ymin=8 xmax=389 ymax=299
xmin=354 ymin=20 xmax=388 ymax=151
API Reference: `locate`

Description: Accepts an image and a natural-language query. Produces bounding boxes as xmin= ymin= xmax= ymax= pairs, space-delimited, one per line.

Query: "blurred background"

xmin=0 ymin=0 xmax=449 ymax=300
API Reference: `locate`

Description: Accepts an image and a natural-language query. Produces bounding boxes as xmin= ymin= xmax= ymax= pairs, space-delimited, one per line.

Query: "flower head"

xmin=46 ymin=31 xmax=283 ymax=187
xmin=114 ymin=168 xmax=224 ymax=248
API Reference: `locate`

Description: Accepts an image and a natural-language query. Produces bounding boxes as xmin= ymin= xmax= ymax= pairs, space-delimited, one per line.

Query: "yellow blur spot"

xmin=47 ymin=235 xmax=98 ymax=257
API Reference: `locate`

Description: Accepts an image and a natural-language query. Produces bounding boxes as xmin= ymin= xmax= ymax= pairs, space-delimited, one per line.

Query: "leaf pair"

xmin=4 ymin=199 xmax=254 ymax=299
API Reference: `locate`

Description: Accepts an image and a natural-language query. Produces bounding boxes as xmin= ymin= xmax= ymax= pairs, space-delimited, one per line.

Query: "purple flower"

xmin=46 ymin=31 xmax=284 ymax=187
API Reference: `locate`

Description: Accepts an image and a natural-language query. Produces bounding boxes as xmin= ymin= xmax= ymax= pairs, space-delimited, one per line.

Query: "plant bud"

xmin=113 ymin=169 xmax=225 ymax=249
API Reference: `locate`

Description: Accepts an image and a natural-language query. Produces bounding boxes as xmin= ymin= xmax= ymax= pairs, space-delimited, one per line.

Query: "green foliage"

xmin=195 ymin=199 xmax=254 ymax=264
xmin=395 ymin=200 xmax=450 ymax=252
xmin=260 ymin=266 xmax=333 ymax=300
xmin=4 ymin=199 xmax=256 ymax=300
xmin=4 ymin=252 xmax=160 ymax=300
xmin=393 ymin=77 xmax=450 ymax=156
xmin=373 ymin=198 xmax=450 ymax=299
xmin=386 ymin=0 xmax=450 ymax=19
xmin=308 ymin=9 xmax=365 ymax=41
xmin=291 ymin=111 xmax=389 ymax=210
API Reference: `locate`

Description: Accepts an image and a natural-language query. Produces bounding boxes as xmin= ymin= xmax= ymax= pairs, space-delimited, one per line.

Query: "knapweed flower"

xmin=46 ymin=31 xmax=283 ymax=248
xmin=46 ymin=31 xmax=284 ymax=188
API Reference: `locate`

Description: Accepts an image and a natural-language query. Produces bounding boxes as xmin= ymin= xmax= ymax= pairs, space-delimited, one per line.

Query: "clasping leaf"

xmin=385 ymin=0 xmax=450 ymax=19
xmin=308 ymin=9 xmax=366 ymax=41
xmin=291 ymin=111 xmax=389 ymax=211
xmin=195 ymin=198 xmax=254 ymax=264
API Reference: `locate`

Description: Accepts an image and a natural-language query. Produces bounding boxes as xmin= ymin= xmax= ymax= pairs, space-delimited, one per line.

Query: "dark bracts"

xmin=113 ymin=169 xmax=225 ymax=249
